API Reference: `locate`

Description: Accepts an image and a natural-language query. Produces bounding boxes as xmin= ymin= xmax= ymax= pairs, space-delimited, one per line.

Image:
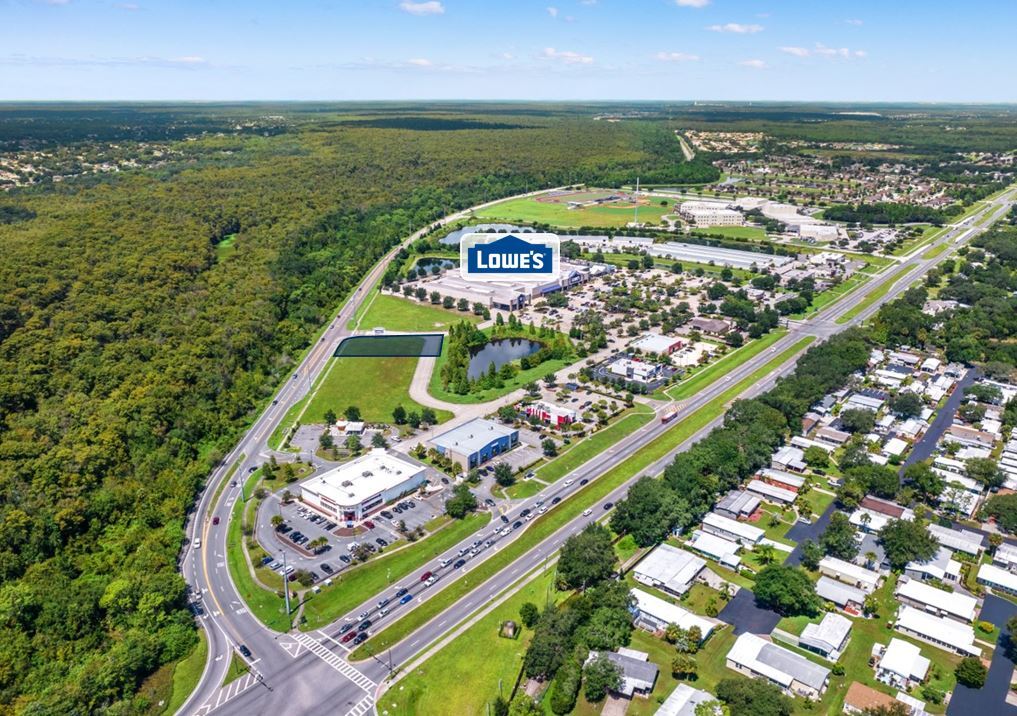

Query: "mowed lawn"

xmin=303 ymin=356 xmax=450 ymax=424
xmin=357 ymin=293 xmax=480 ymax=332
xmin=384 ymin=569 xmax=562 ymax=716
xmin=476 ymin=196 xmax=671 ymax=228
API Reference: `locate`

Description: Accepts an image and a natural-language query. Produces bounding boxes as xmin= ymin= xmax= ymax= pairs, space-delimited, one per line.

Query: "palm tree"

xmin=756 ymin=544 xmax=776 ymax=566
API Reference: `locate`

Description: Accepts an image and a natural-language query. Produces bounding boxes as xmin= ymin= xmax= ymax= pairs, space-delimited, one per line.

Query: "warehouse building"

xmin=630 ymin=332 xmax=684 ymax=356
xmin=429 ymin=418 xmax=519 ymax=471
xmin=299 ymin=449 xmax=427 ymax=522
xmin=571 ymin=235 xmax=792 ymax=271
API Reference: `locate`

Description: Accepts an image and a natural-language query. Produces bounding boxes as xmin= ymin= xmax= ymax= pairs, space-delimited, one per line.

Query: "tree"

xmin=583 ymin=656 xmax=622 ymax=702
xmin=541 ymin=438 xmax=558 ymax=457
xmin=967 ymin=457 xmax=1004 ymax=489
xmin=493 ymin=462 xmax=515 ymax=487
xmin=803 ymin=446 xmax=829 ymax=469
xmin=519 ymin=602 xmax=539 ymax=628
xmin=445 ymin=484 xmax=478 ymax=519
xmin=983 ymin=494 xmax=1017 ymax=533
xmin=670 ymin=653 xmax=698 ymax=679
xmin=755 ymin=543 xmax=777 ymax=566
xmin=507 ymin=694 xmax=542 ymax=716
xmin=903 ymin=462 xmax=944 ymax=502
xmin=839 ymin=408 xmax=876 ymax=434
xmin=609 ymin=476 xmax=691 ymax=547
xmin=847 ymin=464 xmax=900 ymax=499
xmin=345 ymin=434 xmax=361 ymax=455
xmin=878 ymin=518 xmax=938 ymax=570
xmin=344 ymin=406 xmax=362 ymax=421
xmin=421 ymin=407 xmax=437 ymax=425
xmin=392 ymin=405 xmax=407 ymax=424
xmin=821 ymin=511 xmax=859 ymax=560
xmin=270 ymin=514 xmax=284 ymax=528
xmin=319 ymin=430 xmax=334 ymax=449
xmin=371 ymin=432 xmax=387 ymax=448
xmin=716 ymin=676 xmax=793 ymax=716
xmin=800 ymin=539 xmax=823 ymax=570
xmin=323 ymin=409 xmax=337 ymax=425
xmin=955 ymin=656 xmax=988 ymax=688
xmin=752 ymin=564 xmax=821 ymax=616
xmin=549 ymin=658 xmax=581 ymax=715
xmin=556 ymin=523 xmax=616 ymax=590
xmin=543 ymin=372 xmax=557 ymax=386
xmin=889 ymin=392 xmax=924 ymax=419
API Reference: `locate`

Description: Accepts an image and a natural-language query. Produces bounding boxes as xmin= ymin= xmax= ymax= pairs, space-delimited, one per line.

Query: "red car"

xmin=363 ymin=520 xmax=376 ymax=529
xmin=212 ymin=516 xmax=220 ymax=525
xmin=341 ymin=631 xmax=357 ymax=643
xmin=419 ymin=571 xmax=433 ymax=582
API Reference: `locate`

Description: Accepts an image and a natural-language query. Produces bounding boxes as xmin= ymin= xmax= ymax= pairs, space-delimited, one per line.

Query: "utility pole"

xmin=282 ymin=550 xmax=291 ymax=619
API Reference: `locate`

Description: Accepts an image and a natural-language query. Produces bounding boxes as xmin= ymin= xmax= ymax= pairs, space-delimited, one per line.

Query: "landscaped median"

xmin=834 ymin=265 xmax=906 ymax=324
xmin=664 ymin=328 xmax=787 ymax=402
xmin=299 ymin=512 xmax=490 ymax=630
xmin=350 ymin=335 xmax=815 ymax=661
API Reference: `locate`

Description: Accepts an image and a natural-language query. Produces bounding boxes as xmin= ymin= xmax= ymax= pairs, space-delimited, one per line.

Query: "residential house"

xmin=819 ymin=556 xmax=881 ymax=593
xmin=799 ymin=612 xmax=852 ymax=660
xmin=894 ymin=577 xmax=978 ymax=623
xmin=726 ymin=633 xmax=831 ymax=699
xmin=875 ymin=638 xmax=930 ymax=690
xmin=632 ymin=544 xmax=706 ymax=597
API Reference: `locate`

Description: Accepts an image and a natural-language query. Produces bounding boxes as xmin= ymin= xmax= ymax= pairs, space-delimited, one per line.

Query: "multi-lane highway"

xmin=179 ymin=186 xmax=1015 ymax=716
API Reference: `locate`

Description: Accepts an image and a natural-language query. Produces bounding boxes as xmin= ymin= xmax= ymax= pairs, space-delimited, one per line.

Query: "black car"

xmin=512 ymin=521 xmax=522 ymax=529
xmin=500 ymin=515 xmax=509 ymax=523
xmin=339 ymin=555 xmax=351 ymax=564
xmin=376 ymin=538 xmax=388 ymax=547
xmin=395 ymin=587 xmax=408 ymax=598
xmin=324 ymin=521 xmax=337 ymax=530
xmin=380 ymin=510 xmax=393 ymax=519
xmin=551 ymin=497 xmax=562 ymax=505
xmin=320 ymin=563 xmax=334 ymax=574
xmin=278 ymin=525 xmax=292 ymax=534
xmin=520 ymin=508 xmax=531 ymax=517
xmin=353 ymin=632 xmax=368 ymax=645
xmin=579 ymin=478 xmax=589 ymax=486
xmin=339 ymin=622 xmax=355 ymax=634
xmin=603 ymin=502 xmax=614 ymax=510
xmin=358 ymin=619 xmax=372 ymax=632
xmin=393 ymin=506 xmax=403 ymax=514
xmin=453 ymin=559 xmax=466 ymax=569
xmin=406 ymin=501 xmax=416 ymax=508
xmin=441 ymin=477 xmax=450 ymax=485
xmin=484 ymin=498 xmax=495 ymax=507
xmin=308 ymin=571 xmax=319 ymax=582
xmin=238 ymin=645 xmax=252 ymax=658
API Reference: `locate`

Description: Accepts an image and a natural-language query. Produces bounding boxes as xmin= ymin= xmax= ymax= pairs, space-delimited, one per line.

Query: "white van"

xmin=439 ymin=558 xmax=452 ymax=568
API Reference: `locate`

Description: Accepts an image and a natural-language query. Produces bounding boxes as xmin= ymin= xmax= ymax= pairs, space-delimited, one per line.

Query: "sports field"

xmin=475 ymin=193 xmax=671 ymax=228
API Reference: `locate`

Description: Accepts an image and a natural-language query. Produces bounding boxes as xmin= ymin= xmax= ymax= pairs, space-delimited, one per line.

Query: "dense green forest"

xmin=0 ymin=105 xmax=699 ymax=714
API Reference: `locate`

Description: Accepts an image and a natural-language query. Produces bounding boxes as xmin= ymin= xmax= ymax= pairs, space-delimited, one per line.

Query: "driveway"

xmin=784 ymin=502 xmax=837 ymax=567
xmin=718 ymin=587 xmax=781 ymax=635
xmin=901 ymin=367 xmax=979 ymax=472
xmin=947 ymin=594 xmax=1017 ymax=715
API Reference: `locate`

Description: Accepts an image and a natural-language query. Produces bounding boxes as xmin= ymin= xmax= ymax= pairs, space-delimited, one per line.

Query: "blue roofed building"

xmin=428 ymin=418 xmax=519 ymax=471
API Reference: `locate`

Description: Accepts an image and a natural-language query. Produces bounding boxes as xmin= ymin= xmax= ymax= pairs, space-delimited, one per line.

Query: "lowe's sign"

xmin=460 ymin=233 xmax=560 ymax=282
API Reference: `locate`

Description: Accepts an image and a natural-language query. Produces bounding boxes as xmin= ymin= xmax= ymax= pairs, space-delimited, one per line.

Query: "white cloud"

xmin=779 ymin=43 xmax=867 ymax=60
xmin=547 ymin=6 xmax=558 ymax=18
xmin=36 ymin=0 xmax=71 ymax=5
xmin=541 ymin=47 xmax=594 ymax=65
xmin=407 ymin=58 xmax=433 ymax=67
xmin=171 ymin=56 xmax=207 ymax=65
xmin=0 ymin=53 xmax=216 ymax=69
xmin=845 ymin=18 xmax=863 ymax=26
xmin=739 ymin=59 xmax=767 ymax=69
xmin=779 ymin=46 xmax=811 ymax=57
xmin=675 ymin=0 xmax=710 ymax=7
xmin=708 ymin=23 xmax=763 ymax=34
xmin=499 ymin=52 xmax=514 ymax=60
xmin=655 ymin=51 xmax=700 ymax=62
xmin=580 ymin=0 xmax=597 ymax=5
xmin=398 ymin=1 xmax=444 ymax=16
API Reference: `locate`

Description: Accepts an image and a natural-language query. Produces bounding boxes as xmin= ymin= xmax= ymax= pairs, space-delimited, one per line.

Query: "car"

xmin=261 ymin=556 xmax=274 ymax=566
xmin=538 ymin=505 xmax=548 ymax=514
xmin=320 ymin=563 xmax=334 ymax=574
xmin=358 ymin=611 xmax=370 ymax=621
xmin=500 ymin=527 xmax=511 ymax=536
xmin=500 ymin=515 xmax=509 ymax=524
xmin=579 ymin=478 xmax=589 ymax=486
xmin=378 ymin=607 xmax=390 ymax=617
xmin=377 ymin=598 xmax=390 ymax=609
xmin=526 ymin=471 xmax=535 ymax=478
xmin=338 ymin=554 xmax=351 ymax=564
xmin=272 ymin=399 xmax=279 ymax=405
xmin=287 ymin=573 xmax=299 ymax=582
xmin=324 ymin=521 xmax=337 ymax=530
xmin=376 ymin=538 xmax=388 ymax=547
xmin=269 ymin=561 xmax=282 ymax=570
xmin=512 ymin=521 xmax=522 ymax=529
xmin=534 ymin=499 xmax=544 ymax=506
xmin=364 ymin=520 xmax=376 ymax=529
xmin=582 ymin=508 xmax=592 ymax=517
xmin=395 ymin=587 xmax=408 ymax=598
xmin=341 ymin=631 xmax=357 ymax=643
xmin=424 ymin=575 xmax=438 ymax=587
xmin=441 ymin=477 xmax=450 ymax=485
xmin=520 ymin=508 xmax=531 ymax=517
xmin=420 ymin=571 xmax=433 ymax=582
xmin=564 ymin=479 xmax=574 ymax=486
xmin=603 ymin=502 xmax=613 ymax=510
xmin=453 ymin=559 xmax=466 ymax=569
xmin=248 ymin=466 xmax=257 ymax=473
xmin=484 ymin=498 xmax=495 ymax=507
xmin=192 ymin=537 xmax=201 ymax=549
xmin=400 ymin=593 xmax=413 ymax=605
xmin=365 ymin=543 xmax=376 ymax=552
xmin=406 ymin=501 xmax=416 ymax=508
xmin=278 ymin=525 xmax=292 ymax=534
xmin=392 ymin=506 xmax=403 ymax=514
xmin=212 ymin=516 xmax=220 ymax=525
xmin=380 ymin=510 xmax=393 ymax=519
xmin=353 ymin=633 xmax=368 ymax=645
xmin=308 ymin=571 xmax=319 ymax=582
xmin=525 ymin=512 xmax=534 ymax=521
xmin=357 ymin=619 xmax=372 ymax=631
xmin=238 ymin=645 xmax=252 ymax=658
xmin=551 ymin=497 xmax=561 ymax=505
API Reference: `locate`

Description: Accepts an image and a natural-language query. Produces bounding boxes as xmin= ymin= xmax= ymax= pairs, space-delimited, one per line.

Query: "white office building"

xmin=299 ymin=449 xmax=427 ymax=522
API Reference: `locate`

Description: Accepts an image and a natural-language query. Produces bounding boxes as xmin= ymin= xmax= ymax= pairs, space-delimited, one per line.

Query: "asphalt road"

xmin=180 ymin=187 xmax=1016 ymax=716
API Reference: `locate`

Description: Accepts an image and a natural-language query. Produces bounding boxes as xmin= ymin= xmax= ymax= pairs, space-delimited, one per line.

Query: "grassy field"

xmin=690 ymin=225 xmax=767 ymax=241
xmin=350 ymin=336 xmax=814 ymax=661
xmin=792 ymin=273 xmax=870 ymax=319
xmin=476 ymin=195 xmax=671 ymax=228
xmin=300 ymin=513 xmax=491 ymax=629
xmin=664 ymin=329 xmax=787 ymax=401
xmin=922 ymin=242 xmax=951 ymax=259
xmin=534 ymin=403 xmax=656 ymax=483
xmin=383 ymin=569 xmax=561 ymax=716
xmin=357 ymin=293 xmax=481 ymax=333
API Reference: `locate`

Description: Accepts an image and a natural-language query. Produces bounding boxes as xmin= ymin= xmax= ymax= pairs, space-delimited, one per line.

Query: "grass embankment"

xmin=300 ymin=513 xmax=491 ymax=630
xmin=358 ymin=293 xmax=481 ymax=333
xmin=134 ymin=630 xmax=209 ymax=715
xmin=664 ymin=329 xmax=787 ymax=401
xmin=534 ymin=403 xmax=655 ymax=483
xmin=351 ymin=336 xmax=814 ymax=660
xmin=475 ymin=195 xmax=670 ymax=228
xmin=384 ymin=570 xmax=562 ymax=716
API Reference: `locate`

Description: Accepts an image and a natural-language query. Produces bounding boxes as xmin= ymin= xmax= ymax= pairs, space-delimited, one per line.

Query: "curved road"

xmin=179 ymin=187 xmax=1015 ymax=716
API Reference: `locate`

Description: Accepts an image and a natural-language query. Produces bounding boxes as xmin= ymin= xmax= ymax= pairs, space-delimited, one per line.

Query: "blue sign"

xmin=460 ymin=233 xmax=560 ymax=282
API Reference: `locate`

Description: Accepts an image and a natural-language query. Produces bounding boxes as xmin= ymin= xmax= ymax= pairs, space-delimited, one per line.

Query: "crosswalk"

xmin=346 ymin=693 xmax=375 ymax=716
xmin=194 ymin=672 xmax=259 ymax=715
xmin=291 ymin=632 xmax=376 ymax=692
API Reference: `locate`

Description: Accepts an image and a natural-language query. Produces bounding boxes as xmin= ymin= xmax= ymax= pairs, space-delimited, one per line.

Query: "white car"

xmin=582 ymin=509 xmax=592 ymax=517
xmin=564 ymin=479 xmax=574 ymax=486
xmin=192 ymin=537 xmax=201 ymax=549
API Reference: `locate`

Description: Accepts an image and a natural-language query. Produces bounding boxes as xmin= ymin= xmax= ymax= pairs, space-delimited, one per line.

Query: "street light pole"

xmin=282 ymin=550 xmax=291 ymax=620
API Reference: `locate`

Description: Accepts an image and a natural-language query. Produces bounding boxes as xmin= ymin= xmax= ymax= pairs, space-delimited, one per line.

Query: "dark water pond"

xmin=467 ymin=338 xmax=541 ymax=380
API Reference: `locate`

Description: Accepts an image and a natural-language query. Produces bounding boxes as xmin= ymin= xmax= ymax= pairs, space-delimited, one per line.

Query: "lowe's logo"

xmin=460 ymin=233 xmax=560 ymax=282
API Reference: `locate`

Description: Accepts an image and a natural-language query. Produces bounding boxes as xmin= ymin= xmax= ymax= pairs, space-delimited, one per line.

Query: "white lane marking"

xmin=346 ymin=693 xmax=375 ymax=716
xmin=291 ymin=632 xmax=375 ymax=692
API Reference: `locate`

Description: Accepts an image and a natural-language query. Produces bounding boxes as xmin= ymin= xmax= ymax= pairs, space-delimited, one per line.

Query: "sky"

xmin=2 ymin=0 xmax=1015 ymax=102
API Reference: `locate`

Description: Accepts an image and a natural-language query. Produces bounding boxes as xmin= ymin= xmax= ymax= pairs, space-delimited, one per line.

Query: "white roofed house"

xmin=894 ymin=577 xmax=978 ymax=623
xmin=875 ymin=638 xmax=931 ymax=690
xmin=586 ymin=649 xmax=659 ymax=699
xmin=819 ymin=556 xmax=881 ymax=593
xmin=655 ymin=684 xmax=717 ymax=716
xmin=702 ymin=511 xmax=764 ymax=546
xmin=991 ymin=541 xmax=1017 ymax=572
xmin=977 ymin=562 xmax=1017 ymax=596
xmin=746 ymin=479 xmax=797 ymax=505
xmin=725 ymin=633 xmax=831 ymax=699
xmin=905 ymin=546 xmax=961 ymax=584
xmin=894 ymin=605 xmax=980 ymax=656
xmin=687 ymin=530 xmax=742 ymax=569
xmin=926 ymin=523 xmax=984 ymax=557
xmin=798 ymin=612 xmax=852 ymax=661
xmin=715 ymin=489 xmax=761 ymax=520
xmin=632 ymin=544 xmax=706 ymax=597
xmin=629 ymin=589 xmax=718 ymax=641
xmin=816 ymin=576 xmax=866 ymax=611
xmin=757 ymin=468 xmax=806 ymax=492
xmin=772 ymin=445 xmax=807 ymax=473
